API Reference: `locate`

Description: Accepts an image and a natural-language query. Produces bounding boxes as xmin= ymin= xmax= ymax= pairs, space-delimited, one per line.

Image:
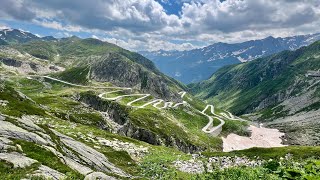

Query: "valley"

xmin=141 ymin=33 xmax=320 ymax=84
xmin=0 ymin=28 xmax=320 ymax=179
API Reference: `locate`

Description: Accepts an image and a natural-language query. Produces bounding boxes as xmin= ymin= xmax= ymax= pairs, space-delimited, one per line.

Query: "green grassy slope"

xmin=190 ymin=41 xmax=320 ymax=115
xmin=7 ymin=37 xmax=186 ymax=99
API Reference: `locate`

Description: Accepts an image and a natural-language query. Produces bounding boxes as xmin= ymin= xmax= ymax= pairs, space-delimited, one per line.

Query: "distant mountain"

xmin=141 ymin=33 xmax=320 ymax=83
xmin=190 ymin=41 xmax=320 ymax=145
xmin=0 ymin=38 xmax=8 ymax=45
xmin=0 ymin=28 xmax=56 ymax=44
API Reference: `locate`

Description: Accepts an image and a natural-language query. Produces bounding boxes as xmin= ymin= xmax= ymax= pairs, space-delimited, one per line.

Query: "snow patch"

xmin=222 ymin=125 xmax=285 ymax=152
xmin=237 ymin=56 xmax=247 ymax=62
xmin=175 ymin=72 xmax=181 ymax=77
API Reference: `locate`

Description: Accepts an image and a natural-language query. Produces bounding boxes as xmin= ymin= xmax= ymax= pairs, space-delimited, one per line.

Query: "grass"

xmin=191 ymin=42 xmax=320 ymax=119
xmin=167 ymin=108 xmax=222 ymax=150
xmin=101 ymin=148 xmax=139 ymax=176
xmin=13 ymin=140 xmax=83 ymax=179
xmin=3 ymin=72 xmax=320 ymax=179
xmin=0 ymin=84 xmax=46 ymax=117
xmin=129 ymin=108 xmax=189 ymax=141
xmin=221 ymin=120 xmax=250 ymax=136
xmin=258 ymin=105 xmax=290 ymax=122
xmin=8 ymin=78 xmax=108 ymax=128
xmin=0 ymin=160 xmax=42 ymax=180
xmin=183 ymin=93 xmax=206 ymax=111
xmin=128 ymin=96 xmax=155 ymax=106
xmin=203 ymin=146 xmax=320 ymax=160
xmin=56 ymin=66 xmax=90 ymax=85
xmin=296 ymin=101 xmax=320 ymax=114
xmin=119 ymin=96 xmax=141 ymax=104
xmin=102 ymin=91 xmax=127 ymax=98
xmin=38 ymin=117 xmax=147 ymax=176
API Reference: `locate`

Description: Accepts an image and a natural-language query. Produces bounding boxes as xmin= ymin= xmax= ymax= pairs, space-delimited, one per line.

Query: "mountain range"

xmin=0 ymin=28 xmax=56 ymax=43
xmin=0 ymin=28 xmax=240 ymax=179
xmin=1 ymin=28 xmax=320 ymax=179
xmin=141 ymin=33 xmax=320 ymax=83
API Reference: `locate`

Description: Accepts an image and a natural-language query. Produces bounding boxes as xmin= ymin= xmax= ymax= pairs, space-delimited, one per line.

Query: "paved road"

xmin=42 ymin=76 xmax=131 ymax=90
xmin=44 ymin=76 xmax=187 ymax=110
xmin=200 ymin=105 xmax=225 ymax=136
xmin=200 ymin=105 xmax=247 ymax=136
xmin=10 ymin=75 xmax=254 ymax=138
xmin=27 ymin=76 xmax=241 ymax=137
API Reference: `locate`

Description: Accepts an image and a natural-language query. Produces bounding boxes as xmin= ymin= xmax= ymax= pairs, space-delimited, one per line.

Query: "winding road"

xmin=42 ymin=76 xmax=131 ymax=90
xmin=31 ymin=76 xmax=243 ymax=136
xmin=200 ymin=105 xmax=247 ymax=136
xmin=40 ymin=76 xmax=187 ymax=109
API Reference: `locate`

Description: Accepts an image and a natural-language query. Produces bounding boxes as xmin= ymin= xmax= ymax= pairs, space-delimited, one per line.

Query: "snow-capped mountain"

xmin=140 ymin=33 xmax=320 ymax=84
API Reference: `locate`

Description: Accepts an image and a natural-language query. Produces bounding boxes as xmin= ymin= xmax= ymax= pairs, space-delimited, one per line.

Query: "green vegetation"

xmin=258 ymin=105 xmax=289 ymax=122
xmin=56 ymin=66 xmax=90 ymax=85
xmin=0 ymin=84 xmax=46 ymax=117
xmin=203 ymin=146 xmax=320 ymax=160
xmin=183 ymin=93 xmax=206 ymax=111
xmin=0 ymin=160 xmax=42 ymax=180
xmin=139 ymin=146 xmax=320 ymax=179
xmin=129 ymin=107 xmax=222 ymax=151
xmin=221 ymin=120 xmax=250 ymax=136
xmin=2 ymin=30 xmax=320 ymax=180
xmin=13 ymin=140 xmax=83 ymax=179
xmin=129 ymin=108 xmax=189 ymax=140
xmin=195 ymin=158 xmax=320 ymax=180
xmin=14 ymin=41 xmax=58 ymax=60
xmin=296 ymin=101 xmax=320 ymax=114
xmin=191 ymin=41 xmax=320 ymax=117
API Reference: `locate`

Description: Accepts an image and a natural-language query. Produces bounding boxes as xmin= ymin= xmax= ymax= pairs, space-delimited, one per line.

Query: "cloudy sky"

xmin=1 ymin=0 xmax=320 ymax=51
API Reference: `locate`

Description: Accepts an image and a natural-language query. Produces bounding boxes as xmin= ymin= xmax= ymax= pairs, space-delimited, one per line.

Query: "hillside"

xmin=141 ymin=33 xmax=320 ymax=83
xmin=0 ymin=29 xmax=184 ymax=100
xmin=1 ymin=29 xmax=320 ymax=179
xmin=190 ymin=41 xmax=320 ymax=146
xmin=0 ymin=56 xmax=254 ymax=179
xmin=1 ymin=72 xmax=320 ymax=179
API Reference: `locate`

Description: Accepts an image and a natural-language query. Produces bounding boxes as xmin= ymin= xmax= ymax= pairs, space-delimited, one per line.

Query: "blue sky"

xmin=1 ymin=0 xmax=320 ymax=52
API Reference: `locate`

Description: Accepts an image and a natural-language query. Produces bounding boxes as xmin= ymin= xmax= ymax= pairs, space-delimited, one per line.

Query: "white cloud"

xmin=0 ymin=24 xmax=10 ymax=30
xmin=33 ymin=19 xmax=84 ymax=32
xmin=96 ymin=35 xmax=200 ymax=51
xmin=1 ymin=0 xmax=320 ymax=51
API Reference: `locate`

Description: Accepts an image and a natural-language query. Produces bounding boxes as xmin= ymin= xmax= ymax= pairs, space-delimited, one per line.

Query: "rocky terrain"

xmin=0 ymin=47 xmax=64 ymax=75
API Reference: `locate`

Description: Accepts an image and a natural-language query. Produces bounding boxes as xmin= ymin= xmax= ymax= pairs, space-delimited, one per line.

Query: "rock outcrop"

xmin=0 ymin=120 xmax=48 ymax=145
xmin=0 ymin=152 xmax=38 ymax=168
xmin=33 ymin=165 xmax=66 ymax=180
xmin=52 ymin=129 xmax=128 ymax=177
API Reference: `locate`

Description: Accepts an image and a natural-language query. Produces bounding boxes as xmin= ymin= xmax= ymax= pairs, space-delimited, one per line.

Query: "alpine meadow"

xmin=1 ymin=0 xmax=320 ymax=179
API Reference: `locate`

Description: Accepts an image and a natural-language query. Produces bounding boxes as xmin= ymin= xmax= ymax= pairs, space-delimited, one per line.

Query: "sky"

xmin=0 ymin=0 xmax=320 ymax=52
